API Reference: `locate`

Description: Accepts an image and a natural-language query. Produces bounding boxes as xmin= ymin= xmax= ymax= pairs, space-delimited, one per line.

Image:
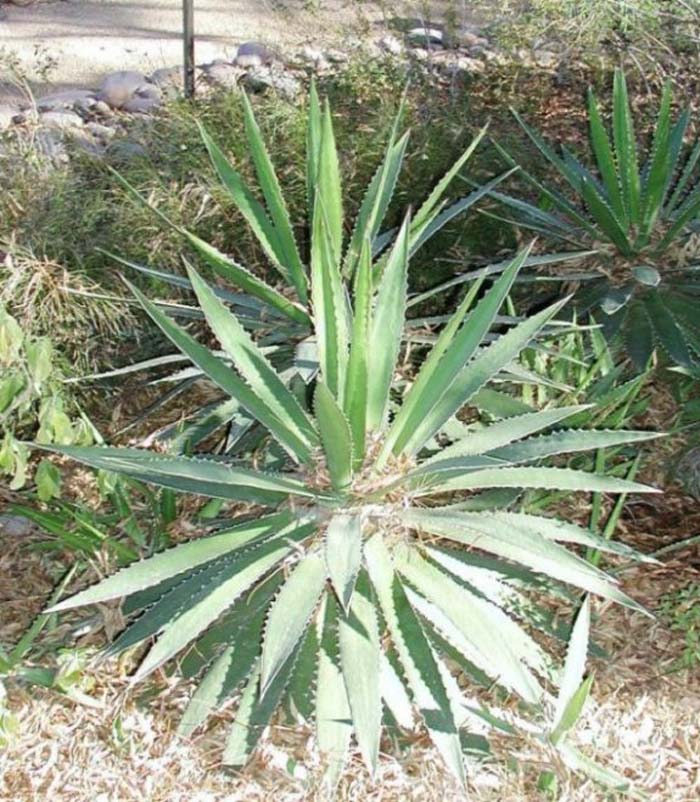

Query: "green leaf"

xmin=47 ymin=512 xmax=288 ymax=613
xmin=420 ymin=405 xmax=590 ymax=466
xmin=551 ymin=600 xmax=593 ymax=745
xmin=135 ymin=531 xmax=308 ymax=680
xmin=587 ymin=88 xmax=626 ymax=225
xmin=223 ymin=651 xmax=297 ymax=765
xmin=240 ymin=92 xmax=307 ymax=302
xmin=364 ymin=535 xmax=466 ymax=785
xmin=403 ymin=296 xmax=571 ymax=456
xmin=344 ymin=128 xmax=409 ymax=278
xmin=379 ymin=651 xmax=415 ymax=730
xmin=557 ymin=742 xmax=630 ymax=792
xmin=314 ymin=381 xmax=354 ymax=492
xmin=580 ymin=177 xmax=633 ymax=255
xmin=412 ymin=464 xmax=657 ymax=496
xmin=325 ymin=513 xmax=363 ymax=612
xmin=396 ymin=548 xmax=543 ymax=703
xmin=367 ymin=214 xmax=410 ymax=431
xmin=317 ymin=100 xmax=343 ymax=261
xmin=644 ymin=291 xmax=693 ymax=367
xmin=41 ymin=445 xmax=329 ymax=505
xmin=639 ymin=83 xmax=673 ymax=240
xmin=306 ymin=81 xmax=322 ymax=220
xmin=485 ymin=427 xmax=659 ymax=464
xmin=310 ymin=198 xmax=350 ymax=398
xmin=383 ymin=248 xmax=537 ymax=463
xmin=411 ymin=125 xmax=488 ymax=233
xmin=343 ymin=237 xmax=372 ymax=462
xmin=404 ymin=509 xmax=646 ymax=611
xmin=316 ymin=595 xmax=352 ymax=790
xmin=34 ymin=459 xmax=61 ymax=502
xmin=612 ymin=69 xmax=641 ymax=225
xmin=125 ymin=279 xmax=314 ymax=461
xmin=260 ymin=553 xmax=327 ymax=693
xmin=185 ymin=264 xmax=318 ymax=457
xmin=178 ymin=605 xmax=265 ymax=736
xmin=338 ymin=578 xmax=382 ymax=774
xmin=197 ymin=122 xmax=302 ymax=294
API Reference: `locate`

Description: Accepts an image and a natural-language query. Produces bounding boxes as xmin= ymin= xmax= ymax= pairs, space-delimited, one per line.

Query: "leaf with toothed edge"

xmin=316 ymin=594 xmax=353 ymax=791
xmin=403 ymin=509 xmax=649 ymax=614
xmin=260 ymin=552 xmax=327 ymax=694
xmin=338 ymin=574 xmax=382 ymax=775
xmin=325 ymin=513 xmax=363 ymax=612
xmin=48 ymin=512 xmax=295 ymax=613
xmin=314 ymin=382 xmax=353 ymax=492
xmin=396 ymin=548 xmax=544 ymax=703
xmin=133 ymin=524 xmax=314 ymax=681
xmin=364 ymin=535 xmax=466 ymax=786
xmin=178 ymin=602 xmax=266 ymax=736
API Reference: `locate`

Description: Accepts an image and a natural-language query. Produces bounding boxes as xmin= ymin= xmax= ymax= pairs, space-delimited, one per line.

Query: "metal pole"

xmin=183 ymin=0 xmax=195 ymax=99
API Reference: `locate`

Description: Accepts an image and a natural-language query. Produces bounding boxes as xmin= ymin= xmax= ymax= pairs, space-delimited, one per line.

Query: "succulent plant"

xmin=491 ymin=69 xmax=700 ymax=369
xmin=44 ymin=215 xmax=657 ymax=787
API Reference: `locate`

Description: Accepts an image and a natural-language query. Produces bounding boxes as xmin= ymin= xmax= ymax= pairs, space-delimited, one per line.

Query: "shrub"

xmin=43 ymin=131 xmax=657 ymax=786
xmin=491 ymin=69 xmax=700 ymax=370
xmin=0 ymin=306 xmax=92 ymax=497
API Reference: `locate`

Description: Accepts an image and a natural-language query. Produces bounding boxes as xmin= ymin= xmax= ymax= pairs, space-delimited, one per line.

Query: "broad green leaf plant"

xmin=0 ymin=307 xmax=91 ymax=498
xmin=492 ymin=69 xmax=700 ymax=370
xmin=44 ymin=194 xmax=658 ymax=788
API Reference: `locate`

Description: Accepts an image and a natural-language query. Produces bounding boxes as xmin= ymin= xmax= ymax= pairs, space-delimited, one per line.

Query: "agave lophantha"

xmin=99 ymin=86 xmax=587 ymax=449
xmin=491 ymin=69 xmax=700 ymax=370
xmin=47 ymin=219 xmax=657 ymax=786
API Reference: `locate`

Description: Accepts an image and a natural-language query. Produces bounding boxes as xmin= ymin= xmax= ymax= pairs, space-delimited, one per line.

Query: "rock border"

xmin=1 ymin=29 xmax=560 ymax=165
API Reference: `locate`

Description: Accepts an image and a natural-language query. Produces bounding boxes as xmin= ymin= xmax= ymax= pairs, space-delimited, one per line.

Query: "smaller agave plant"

xmin=491 ymin=69 xmax=700 ymax=370
xmin=45 ymin=209 xmax=658 ymax=789
xmin=100 ymin=85 xmax=513 ymax=448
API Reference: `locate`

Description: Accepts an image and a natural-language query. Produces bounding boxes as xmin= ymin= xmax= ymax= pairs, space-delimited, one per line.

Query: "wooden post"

xmin=183 ymin=0 xmax=195 ymax=98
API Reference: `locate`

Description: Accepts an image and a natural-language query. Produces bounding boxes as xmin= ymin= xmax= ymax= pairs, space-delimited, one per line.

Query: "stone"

xmin=0 ymin=515 xmax=32 ymax=537
xmin=150 ymin=66 xmax=183 ymax=88
xmin=86 ymin=122 xmax=116 ymax=142
xmin=407 ymin=27 xmax=444 ymax=47
xmin=36 ymin=90 xmax=96 ymax=112
xmin=449 ymin=55 xmax=486 ymax=76
xmin=202 ymin=61 xmax=242 ymax=88
xmin=98 ymin=70 xmax=149 ymax=109
xmin=300 ymin=45 xmax=324 ymax=65
xmin=39 ymin=110 xmax=85 ymax=129
xmin=325 ymin=49 xmax=348 ymax=64
xmin=0 ymin=103 xmax=18 ymax=130
xmin=243 ymin=66 xmax=301 ymax=100
xmin=235 ymin=41 xmax=276 ymax=69
xmin=150 ymin=67 xmax=185 ymax=99
xmin=92 ymin=100 xmax=114 ymax=117
xmin=379 ymin=34 xmax=403 ymax=56
xmin=122 ymin=95 xmax=161 ymax=114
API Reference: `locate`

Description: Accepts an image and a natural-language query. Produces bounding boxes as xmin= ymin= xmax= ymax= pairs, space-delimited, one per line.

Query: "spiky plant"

xmin=102 ymin=86 xmax=495 ymax=440
xmin=44 ymin=214 xmax=658 ymax=787
xmin=100 ymin=86 xmax=587 ymax=449
xmin=491 ymin=69 xmax=700 ymax=370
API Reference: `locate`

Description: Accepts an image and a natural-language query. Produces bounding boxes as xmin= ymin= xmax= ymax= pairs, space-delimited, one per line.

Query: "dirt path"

xmin=0 ymin=0 xmax=385 ymax=98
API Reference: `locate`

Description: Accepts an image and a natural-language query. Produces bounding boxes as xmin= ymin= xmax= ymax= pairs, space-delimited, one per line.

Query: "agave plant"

xmin=97 ymin=86 xmax=587 ymax=449
xmin=45 ymin=216 xmax=658 ymax=788
xmin=491 ymin=69 xmax=700 ymax=369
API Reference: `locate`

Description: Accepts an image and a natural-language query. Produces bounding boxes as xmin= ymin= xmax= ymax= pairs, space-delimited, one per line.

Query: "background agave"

xmin=491 ymin=69 xmax=700 ymax=370
xmin=44 ymin=201 xmax=658 ymax=788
